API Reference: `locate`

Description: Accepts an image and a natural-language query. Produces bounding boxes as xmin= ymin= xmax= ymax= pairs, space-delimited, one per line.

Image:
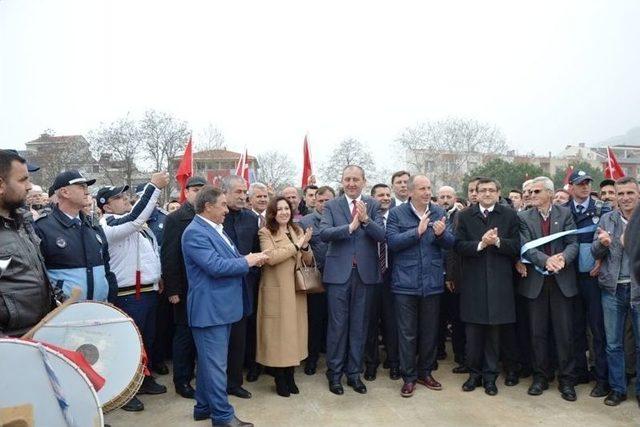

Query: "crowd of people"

xmin=1 ymin=148 xmax=640 ymax=427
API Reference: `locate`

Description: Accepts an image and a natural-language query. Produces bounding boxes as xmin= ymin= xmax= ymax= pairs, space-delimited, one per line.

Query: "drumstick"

xmin=21 ymin=287 xmax=83 ymax=340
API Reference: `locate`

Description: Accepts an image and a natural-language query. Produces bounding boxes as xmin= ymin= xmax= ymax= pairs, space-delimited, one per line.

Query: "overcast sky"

xmin=1 ymin=0 xmax=639 ymax=174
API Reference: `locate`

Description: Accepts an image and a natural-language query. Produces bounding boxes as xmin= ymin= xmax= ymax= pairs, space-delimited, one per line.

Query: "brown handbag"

xmin=295 ymin=253 xmax=325 ymax=294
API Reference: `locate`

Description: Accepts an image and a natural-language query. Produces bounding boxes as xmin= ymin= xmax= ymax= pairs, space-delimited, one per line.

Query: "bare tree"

xmin=396 ymin=117 xmax=508 ymax=188
xmin=321 ymin=138 xmax=377 ymax=187
xmin=256 ymin=150 xmax=296 ymax=192
xmin=139 ymin=109 xmax=190 ymax=199
xmin=29 ymin=135 xmax=95 ymax=188
xmin=196 ymin=123 xmax=226 ymax=151
xmin=88 ymin=115 xmax=143 ymax=189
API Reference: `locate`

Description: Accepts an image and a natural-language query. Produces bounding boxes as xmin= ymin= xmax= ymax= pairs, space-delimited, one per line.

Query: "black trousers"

xmin=527 ymin=277 xmax=575 ymax=385
xmin=498 ymin=323 xmax=520 ymax=373
xmin=173 ymin=323 xmax=196 ymax=385
xmin=396 ymin=293 xmax=440 ymax=383
xmin=227 ymin=316 xmax=247 ymax=390
xmin=514 ymin=294 xmax=532 ymax=371
xmin=465 ymin=323 xmax=501 ymax=381
xmin=364 ymin=274 xmax=399 ymax=369
xmin=152 ymin=293 xmax=174 ymax=366
xmin=307 ymin=292 xmax=327 ymax=363
xmin=438 ymin=290 xmax=465 ymax=364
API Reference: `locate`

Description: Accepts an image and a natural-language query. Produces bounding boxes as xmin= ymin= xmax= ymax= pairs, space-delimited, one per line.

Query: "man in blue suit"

xmin=320 ymin=165 xmax=386 ymax=395
xmin=182 ymin=186 xmax=268 ymax=427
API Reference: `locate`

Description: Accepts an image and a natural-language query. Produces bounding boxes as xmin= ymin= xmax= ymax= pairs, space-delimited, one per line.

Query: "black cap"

xmin=51 ymin=170 xmax=96 ymax=193
xmin=186 ymin=176 xmax=207 ymax=188
xmin=96 ymin=185 xmax=130 ymax=209
xmin=599 ymin=179 xmax=615 ymax=188
xmin=568 ymin=170 xmax=592 ymax=185
xmin=4 ymin=149 xmax=40 ymax=172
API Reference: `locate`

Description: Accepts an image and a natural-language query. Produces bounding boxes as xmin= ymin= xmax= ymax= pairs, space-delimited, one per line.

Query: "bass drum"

xmin=0 ymin=338 xmax=104 ymax=427
xmin=33 ymin=301 xmax=145 ymax=412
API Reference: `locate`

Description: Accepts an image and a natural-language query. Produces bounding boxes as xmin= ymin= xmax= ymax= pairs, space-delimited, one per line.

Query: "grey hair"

xmin=529 ymin=176 xmax=554 ymax=193
xmin=247 ymin=182 xmax=268 ymax=197
xmin=408 ymin=174 xmax=429 ymax=191
xmin=194 ymin=186 xmax=223 ymax=214
xmin=522 ymin=179 xmax=533 ymax=191
xmin=342 ymin=165 xmax=366 ymax=180
xmin=220 ymin=175 xmax=246 ymax=194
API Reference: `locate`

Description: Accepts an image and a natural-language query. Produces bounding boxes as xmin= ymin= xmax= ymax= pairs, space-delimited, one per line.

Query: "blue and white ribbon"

xmin=520 ymin=224 xmax=597 ymax=275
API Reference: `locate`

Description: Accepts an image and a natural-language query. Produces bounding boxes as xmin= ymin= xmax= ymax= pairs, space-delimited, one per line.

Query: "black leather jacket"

xmin=0 ymin=210 xmax=53 ymax=336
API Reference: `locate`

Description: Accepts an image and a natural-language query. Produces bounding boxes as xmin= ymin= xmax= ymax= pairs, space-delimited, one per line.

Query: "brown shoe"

xmin=400 ymin=382 xmax=415 ymax=398
xmin=417 ymin=375 xmax=442 ymax=391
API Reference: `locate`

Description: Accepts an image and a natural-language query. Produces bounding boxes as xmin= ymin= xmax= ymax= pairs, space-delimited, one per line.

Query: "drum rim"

xmin=0 ymin=337 xmax=105 ymax=425
xmin=33 ymin=300 xmax=147 ymax=413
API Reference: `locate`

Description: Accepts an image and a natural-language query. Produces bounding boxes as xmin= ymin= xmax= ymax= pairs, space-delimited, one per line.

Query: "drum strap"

xmin=36 ymin=342 xmax=75 ymax=427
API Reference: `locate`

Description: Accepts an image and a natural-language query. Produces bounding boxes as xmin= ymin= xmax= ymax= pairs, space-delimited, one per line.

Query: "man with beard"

xmin=599 ymin=179 xmax=617 ymax=207
xmin=363 ymin=183 xmax=400 ymax=381
xmin=220 ymin=175 xmax=261 ymax=393
xmin=0 ymin=150 xmax=52 ymax=337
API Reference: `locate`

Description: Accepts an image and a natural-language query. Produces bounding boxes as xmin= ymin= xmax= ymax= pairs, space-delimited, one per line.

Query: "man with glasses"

xmin=35 ymin=170 xmax=117 ymax=303
xmin=519 ymin=176 xmax=579 ymax=401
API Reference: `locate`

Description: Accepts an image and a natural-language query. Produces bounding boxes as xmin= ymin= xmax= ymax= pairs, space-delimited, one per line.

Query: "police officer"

xmin=565 ymin=170 xmax=611 ymax=397
xmin=135 ymin=183 xmax=172 ymax=376
xmin=0 ymin=150 xmax=53 ymax=337
xmin=35 ymin=170 xmax=117 ymax=302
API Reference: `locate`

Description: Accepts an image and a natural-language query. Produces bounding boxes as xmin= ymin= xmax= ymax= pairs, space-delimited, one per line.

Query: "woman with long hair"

xmin=256 ymin=196 xmax=313 ymax=397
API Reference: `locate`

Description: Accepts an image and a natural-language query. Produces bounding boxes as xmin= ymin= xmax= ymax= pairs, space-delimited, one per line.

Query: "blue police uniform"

xmin=35 ymin=205 xmax=118 ymax=302
xmin=564 ymin=196 xmax=611 ymax=387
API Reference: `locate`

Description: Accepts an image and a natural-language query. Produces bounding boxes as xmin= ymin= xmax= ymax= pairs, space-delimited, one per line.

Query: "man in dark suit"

xmin=162 ymin=176 xmax=205 ymax=399
xmin=220 ymin=175 xmax=260 ymax=394
xmin=299 ymin=185 xmax=335 ymax=375
xmin=364 ymin=183 xmax=400 ymax=381
xmin=519 ymin=176 xmax=579 ymax=402
xmin=455 ymin=178 xmax=521 ymax=396
xmin=387 ymin=175 xmax=455 ymax=398
xmin=564 ymin=170 xmax=611 ymax=397
xmin=182 ymin=186 xmax=268 ymax=427
xmin=320 ymin=165 xmax=386 ymax=395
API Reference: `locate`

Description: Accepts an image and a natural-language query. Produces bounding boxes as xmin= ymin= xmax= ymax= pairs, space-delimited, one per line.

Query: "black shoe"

xmin=304 ymin=360 xmax=317 ymax=376
xmin=138 ymin=376 xmax=167 ymax=395
xmin=194 ymin=410 xmax=210 ymax=421
xmin=389 ymin=367 xmax=401 ymax=380
xmin=504 ymin=372 xmax=519 ymax=387
xmin=151 ymin=362 xmax=169 ymax=375
xmin=212 ymin=415 xmax=254 ymax=427
xmin=246 ymin=365 xmax=262 ymax=382
xmin=559 ymin=384 xmax=577 ymax=402
xmin=484 ymin=381 xmax=498 ymax=396
xmin=328 ymin=380 xmax=344 ymax=395
xmin=452 ymin=365 xmax=469 ymax=374
xmin=121 ymin=396 xmax=144 ymax=411
xmin=275 ymin=372 xmax=290 ymax=398
xmin=347 ymin=377 xmax=367 ymax=394
xmin=437 ymin=350 xmax=447 ymax=360
xmin=364 ymin=366 xmax=377 ymax=381
xmin=285 ymin=367 xmax=299 ymax=394
xmin=527 ymin=380 xmax=549 ymax=396
xmin=175 ymin=383 xmax=195 ymax=399
xmin=604 ymin=391 xmax=627 ymax=406
xmin=227 ymin=386 xmax=252 ymax=399
xmin=462 ymin=375 xmax=482 ymax=392
xmin=590 ymin=382 xmax=610 ymax=398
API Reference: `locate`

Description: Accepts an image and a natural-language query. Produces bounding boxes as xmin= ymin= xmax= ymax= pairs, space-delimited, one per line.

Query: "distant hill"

xmin=595 ymin=127 xmax=640 ymax=147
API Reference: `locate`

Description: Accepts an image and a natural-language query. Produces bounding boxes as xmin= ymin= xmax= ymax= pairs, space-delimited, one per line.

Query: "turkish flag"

xmin=235 ymin=148 xmax=250 ymax=186
xmin=176 ymin=137 xmax=194 ymax=203
xmin=604 ymin=146 xmax=625 ymax=180
xmin=301 ymin=135 xmax=313 ymax=188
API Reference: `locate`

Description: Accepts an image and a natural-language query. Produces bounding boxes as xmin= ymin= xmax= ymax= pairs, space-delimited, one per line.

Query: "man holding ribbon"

xmin=518 ymin=176 xmax=580 ymax=401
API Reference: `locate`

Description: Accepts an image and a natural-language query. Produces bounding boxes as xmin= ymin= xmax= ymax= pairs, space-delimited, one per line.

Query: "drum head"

xmin=32 ymin=301 xmax=143 ymax=410
xmin=0 ymin=338 xmax=103 ymax=427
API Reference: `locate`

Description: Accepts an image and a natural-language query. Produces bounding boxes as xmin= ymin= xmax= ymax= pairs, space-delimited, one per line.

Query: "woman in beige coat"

xmin=257 ymin=196 xmax=313 ymax=397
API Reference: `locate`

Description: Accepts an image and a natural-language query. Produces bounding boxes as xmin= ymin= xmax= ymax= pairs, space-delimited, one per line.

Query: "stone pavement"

xmin=105 ymin=353 xmax=638 ymax=426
